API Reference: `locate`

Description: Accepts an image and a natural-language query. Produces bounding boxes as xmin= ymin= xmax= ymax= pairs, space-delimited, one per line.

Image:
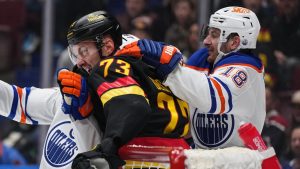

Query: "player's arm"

xmin=164 ymin=65 xmax=253 ymax=114
xmin=0 ymin=80 xmax=60 ymax=124
xmin=73 ymin=58 xmax=151 ymax=169
xmin=115 ymin=39 xmax=183 ymax=80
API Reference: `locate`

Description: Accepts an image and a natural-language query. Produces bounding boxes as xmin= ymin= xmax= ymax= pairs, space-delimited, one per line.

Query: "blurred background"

xmin=0 ymin=0 xmax=300 ymax=168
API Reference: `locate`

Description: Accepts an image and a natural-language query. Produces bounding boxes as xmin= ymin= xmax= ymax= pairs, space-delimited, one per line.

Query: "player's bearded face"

xmin=68 ymin=41 xmax=100 ymax=74
xmin=203 ymin=27 xmax=220 ymax=63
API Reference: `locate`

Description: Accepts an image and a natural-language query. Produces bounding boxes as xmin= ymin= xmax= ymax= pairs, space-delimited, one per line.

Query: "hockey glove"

xmin=72 ymin=145 xmax=125 ymax=169
xmin=116 ymin=39 xmax=183 ymax=80
xmin=57 ymin=69 xmax=93 ymax=120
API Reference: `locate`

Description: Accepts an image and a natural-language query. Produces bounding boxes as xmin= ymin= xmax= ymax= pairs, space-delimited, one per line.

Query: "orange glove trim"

xmin=115 ymin=41 xmax=142 ymax=57
xmin=78 ymin=94 xmax=94 ymax=117
xmin=160 ymin=46 xmax=178 ymax=64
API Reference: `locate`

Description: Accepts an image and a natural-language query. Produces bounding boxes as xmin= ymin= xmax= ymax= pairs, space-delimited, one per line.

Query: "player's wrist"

xmin=156 ymin=52 xmax=183 ymax=80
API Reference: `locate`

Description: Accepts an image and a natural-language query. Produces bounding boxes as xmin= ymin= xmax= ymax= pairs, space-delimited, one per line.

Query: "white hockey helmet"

xmin=209 ymin=6 xmax=261 ymax=50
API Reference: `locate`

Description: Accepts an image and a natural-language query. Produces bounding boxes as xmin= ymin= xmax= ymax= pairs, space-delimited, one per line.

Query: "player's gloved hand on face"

xmin=57 ymin=69 xmax=93 ymax=120
xmin=71 ymin=145 xmax=125 ymax=169
xmin=116 ymin=39 xmax=183 ymax=80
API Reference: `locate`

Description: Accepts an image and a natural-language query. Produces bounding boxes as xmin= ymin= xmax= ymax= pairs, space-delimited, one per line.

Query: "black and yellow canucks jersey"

xmin=87 ymin=55 xmax=189 ymax=149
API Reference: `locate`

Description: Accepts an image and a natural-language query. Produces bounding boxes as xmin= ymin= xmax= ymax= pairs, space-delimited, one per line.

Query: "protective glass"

xmin=67 ymin=41 xmax=98 ymax=65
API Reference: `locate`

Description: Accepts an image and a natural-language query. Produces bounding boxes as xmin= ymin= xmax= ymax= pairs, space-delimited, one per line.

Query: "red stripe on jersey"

xmin=97 ymin=76 xmax=139 ymax=96
xmin=210 ymin=78 xmax=225 ymax=114
xmin=16 ymin=87 xmax=26 ymax=123
xmin=213 ymin=63 xmax=263 ymax=73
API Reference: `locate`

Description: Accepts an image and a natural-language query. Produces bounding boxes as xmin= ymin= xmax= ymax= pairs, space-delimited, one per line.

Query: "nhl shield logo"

xmin=44 ymin=121 xmax=78 ymax=167
xmin=192 ymin=112 xmax=235 ymax=148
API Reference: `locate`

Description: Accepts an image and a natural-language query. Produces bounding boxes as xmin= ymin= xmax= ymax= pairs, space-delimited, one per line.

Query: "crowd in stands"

xmin=0 ymin=0 xmax=300 ymax=167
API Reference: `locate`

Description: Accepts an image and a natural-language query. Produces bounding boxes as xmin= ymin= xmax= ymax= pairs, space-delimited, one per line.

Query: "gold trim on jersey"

xmin=100 ymin=85 xmax=148 ymax=105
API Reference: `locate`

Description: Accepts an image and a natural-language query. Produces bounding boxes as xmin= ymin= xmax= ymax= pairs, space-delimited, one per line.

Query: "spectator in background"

xmin=115 ymin=0 xmax=168 ymax=41
xmin=262 ymin=86 xmax=288 ymax=159
xmin=290 ymin=91 xmax=300 ymax=130
xmin=282 ymin=126 xmax=300 ymax=169
xmin=271 ymin=0 xmax=300 ymax=61
xmin=165 ymin=0 xmax=196 ymax=58
xmin=186 ymin=22 xmax=200 ymax=61
xmin=116 ymin=0 xmax=149 ymax=34
xmin=129 ymin=15 xmax=153 ymax=39
xmin=242 ymin=0 xmax=279 ymax=87
xmin=0 ymin=141 xmax=27 ymax=165
xmin=270 ymin=0 xmax=300 ymax=91
xmin=218 ymin=0 xmax=243 ymax=9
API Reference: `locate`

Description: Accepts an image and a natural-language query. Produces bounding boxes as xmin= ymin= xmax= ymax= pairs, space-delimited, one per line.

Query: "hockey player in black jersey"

xmin=57 ymin=11 xmax=190 ymax=169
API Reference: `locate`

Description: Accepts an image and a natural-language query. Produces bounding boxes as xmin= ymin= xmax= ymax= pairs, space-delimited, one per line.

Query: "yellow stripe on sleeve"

xmin=100 ymin=85 xmax=147 ymax=106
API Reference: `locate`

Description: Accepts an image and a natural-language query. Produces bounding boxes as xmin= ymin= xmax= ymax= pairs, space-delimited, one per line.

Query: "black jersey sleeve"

xmin=87 ymin=57 xmax=151 ymax=156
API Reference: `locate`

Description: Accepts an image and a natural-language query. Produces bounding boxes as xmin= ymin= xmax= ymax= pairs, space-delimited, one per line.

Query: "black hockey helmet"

xmin=67 ymin=11 xmax=122 ymax=50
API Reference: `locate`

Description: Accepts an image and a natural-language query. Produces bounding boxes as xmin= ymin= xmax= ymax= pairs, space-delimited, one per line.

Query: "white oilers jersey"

xmin=0 ymin=80 xmax=102 ymax=168
xmin=164 ymin=52 xmax=266 ymax=149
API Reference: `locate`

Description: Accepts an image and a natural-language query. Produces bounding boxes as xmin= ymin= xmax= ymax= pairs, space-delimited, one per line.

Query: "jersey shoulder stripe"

xmin=210 ymin=77 xmax=226 ymax=114
xmin=9 ymin=86 xmax=38 ymax=124
xmin=214 ymin=53 xmax=263 ymax=73
xmin=214 ymin=77 xmax=233 ymax=114
xmin=9 ymin=85 xmax=18 ymax=119
xmin=17 ymin=87 xmax=26 ymax=123
xmin=24 ymin=87 xmax=38 ymax=124
xmin=207 ymin=77 xmax=217 ymax=113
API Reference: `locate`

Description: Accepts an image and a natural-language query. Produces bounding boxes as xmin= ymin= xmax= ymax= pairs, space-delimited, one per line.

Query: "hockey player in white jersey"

xmin=0 ymin=33 xmax=140 ymax=169
xmin=0 ymin=81 xmax=101 ymax=169
xmin=117 ymin=6 xmax=266 ymax=149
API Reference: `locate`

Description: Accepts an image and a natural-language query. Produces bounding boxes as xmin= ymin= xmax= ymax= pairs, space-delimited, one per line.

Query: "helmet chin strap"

xmin=214 ymin=38 xmax=240 ymax=65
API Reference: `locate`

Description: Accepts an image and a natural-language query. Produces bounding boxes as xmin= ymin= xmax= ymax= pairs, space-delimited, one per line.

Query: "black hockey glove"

xmin=71 ymin=145 xmax=125 ymax=169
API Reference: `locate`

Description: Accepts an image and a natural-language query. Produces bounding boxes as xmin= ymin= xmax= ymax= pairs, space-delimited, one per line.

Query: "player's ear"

xmin=102 ymin=36 xmax=115 ymax=56
xmin=230 ymin=35 xmax=240 ymax=51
